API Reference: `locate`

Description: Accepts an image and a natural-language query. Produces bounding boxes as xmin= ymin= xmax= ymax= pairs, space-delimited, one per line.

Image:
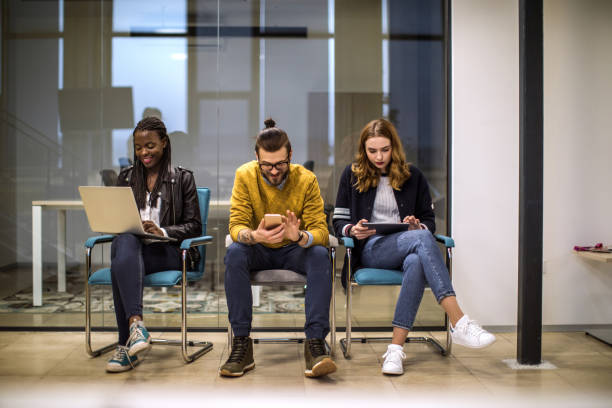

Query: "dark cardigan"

xmin=332 ymin=164 xmax=436 ymax=286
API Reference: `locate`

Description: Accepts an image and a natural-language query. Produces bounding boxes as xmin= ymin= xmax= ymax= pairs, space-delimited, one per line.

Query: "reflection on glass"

xmin=1 ymin=0 xmax=448 ymax=330
xmin=111 ymin=38 xmax=187 ymax=167
xmin=113 ymin=0 xmax=187 ymax=33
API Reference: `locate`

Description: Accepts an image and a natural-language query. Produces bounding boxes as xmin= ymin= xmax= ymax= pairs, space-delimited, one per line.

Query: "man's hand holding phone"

xmin=252 ymin=214 xmax=286 ymax=244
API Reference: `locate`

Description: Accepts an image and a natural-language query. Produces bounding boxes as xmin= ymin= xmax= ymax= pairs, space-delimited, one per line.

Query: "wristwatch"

xmin=293 ymin=230 xmax=304 ymax=243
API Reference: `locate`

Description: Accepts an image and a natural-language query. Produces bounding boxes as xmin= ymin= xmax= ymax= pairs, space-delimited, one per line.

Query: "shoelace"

xmin=126 ymin=326 xmax=145 ymax=347
xmin=382 ymin=349 xmax=406 ymax=360
xmin=463 ymin=319 xmax=486 ymax=337
xmin=112 ymin=346 xmax=135 ymax=368
xmin=308 ymin=339 xmax=327 ymax=357
xmin=227 ymin=338 xmax=249 ymax=363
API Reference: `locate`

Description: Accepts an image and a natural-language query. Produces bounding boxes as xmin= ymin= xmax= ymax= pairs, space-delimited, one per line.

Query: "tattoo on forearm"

xmin=238 ymin=229 xmax=255 ymax=245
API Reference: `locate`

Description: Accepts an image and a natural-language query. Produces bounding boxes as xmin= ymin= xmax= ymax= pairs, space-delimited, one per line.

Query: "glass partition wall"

xmin=0 ymin=0 xmax=449 ymax=331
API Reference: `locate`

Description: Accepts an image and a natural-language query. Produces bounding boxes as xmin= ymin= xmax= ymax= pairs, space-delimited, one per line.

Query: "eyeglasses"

xmin=258 ymin=160 xmax=289 ymax=171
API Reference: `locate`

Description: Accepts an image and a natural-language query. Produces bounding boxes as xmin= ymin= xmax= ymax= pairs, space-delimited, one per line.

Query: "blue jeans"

xmin=361 ymin=229 xmax=455 ymax=330
xmin=110 ymin=234 xmax=181 ymax=344
xmin=224 ymin=242 xmax=331 ymax=339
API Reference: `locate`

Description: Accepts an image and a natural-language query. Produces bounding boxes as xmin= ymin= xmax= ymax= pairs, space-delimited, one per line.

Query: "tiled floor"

xmin=0 ymin=330 xmax=610 ymax=406
xmin=2 ymin=264 xmax=611 ymax=405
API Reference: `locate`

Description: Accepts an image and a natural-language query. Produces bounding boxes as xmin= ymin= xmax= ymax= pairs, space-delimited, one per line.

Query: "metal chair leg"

xmin=445 ymin=246 xmax=453 ymax=355
xmin=85 ymin=247 xmax=213 ymax=361
xmin=180 ymin=250 xmax=213 ymax=363
xmin=341 ymin=335 xmax=449 ymax=355
xmin=152 ymin=253 xmax=214 ymax=362
xmin=330 ymin=247 xmax=336 ymax=356
xmin=85 ymin=247 xmax=117 ymax=357
xmin=339 ymin=246 xmax=453 ymax=358
xmin=341 ymin=248 xmax=353 ymax=358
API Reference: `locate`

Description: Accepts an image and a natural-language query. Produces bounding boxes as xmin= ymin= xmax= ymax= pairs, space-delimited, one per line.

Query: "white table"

xmin=32 ymin=200 xmax=83 ymax=306
xmin=31 ymin=198 xmax=230 ymax=306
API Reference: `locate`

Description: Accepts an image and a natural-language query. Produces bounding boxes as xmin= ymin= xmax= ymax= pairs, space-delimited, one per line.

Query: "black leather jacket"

xmin=117 ymin=165 xmax=202 ymax=266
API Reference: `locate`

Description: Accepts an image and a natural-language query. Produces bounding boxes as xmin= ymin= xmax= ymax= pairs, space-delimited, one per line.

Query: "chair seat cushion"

xmin=354 ymin=268 xmax=403 ymax=285
xmin=250 ymin=269 xmax=306 ymax=285
xmin=88 ymin=268 xmax=203 ymax=287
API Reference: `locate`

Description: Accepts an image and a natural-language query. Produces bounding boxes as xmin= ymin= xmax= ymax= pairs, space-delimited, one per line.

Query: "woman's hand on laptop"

xmin=142 ymin=220 xmax=164 ymax=236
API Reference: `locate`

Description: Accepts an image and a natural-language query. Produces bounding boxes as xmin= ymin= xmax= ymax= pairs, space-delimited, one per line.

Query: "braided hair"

xmin=131 ymin=116 xmax=172 ymax=209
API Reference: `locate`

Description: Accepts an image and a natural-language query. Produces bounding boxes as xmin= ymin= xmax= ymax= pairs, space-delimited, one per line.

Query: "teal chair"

xmin=339 ymin=234 xmax=455 ymax=358
xmin=84 ymin=187 xmax=214 ymax=363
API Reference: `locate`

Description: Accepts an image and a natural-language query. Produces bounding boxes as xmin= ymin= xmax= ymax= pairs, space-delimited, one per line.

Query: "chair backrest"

xmin=195 ymin=187 xmax=210 ymax=274
xmin=100 ymin=169 xmax=118 ymax=186
xmin=302 ymin=160 xmax=314 ymax=171
xmin=118 ymin=157 xmax=132 ymax=170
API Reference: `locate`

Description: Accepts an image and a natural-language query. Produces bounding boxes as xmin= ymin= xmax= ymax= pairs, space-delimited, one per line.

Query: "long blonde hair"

xmin=351 ymin=118 xmax=411 ymax=193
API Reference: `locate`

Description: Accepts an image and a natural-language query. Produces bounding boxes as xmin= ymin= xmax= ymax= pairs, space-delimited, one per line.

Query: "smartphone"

xmin=263 ymin=213 xmax=282 ymax=229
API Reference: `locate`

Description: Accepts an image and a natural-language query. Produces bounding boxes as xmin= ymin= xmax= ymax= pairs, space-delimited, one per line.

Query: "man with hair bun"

xmin=220 ymin=118 xmax=335 ymax=378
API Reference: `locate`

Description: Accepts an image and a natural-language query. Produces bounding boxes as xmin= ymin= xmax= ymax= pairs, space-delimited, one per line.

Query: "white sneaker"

xmin=381 ymin=344 xmax=406 ymax=375
xmin=451 ymin=315 xmax=496 ymax=348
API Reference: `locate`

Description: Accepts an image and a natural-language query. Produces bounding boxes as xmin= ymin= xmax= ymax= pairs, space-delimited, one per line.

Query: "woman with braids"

xmin=333 ymin=118 xmax=495 ymax=376
xmin=106 ymin=116 xmax=202 ymax=373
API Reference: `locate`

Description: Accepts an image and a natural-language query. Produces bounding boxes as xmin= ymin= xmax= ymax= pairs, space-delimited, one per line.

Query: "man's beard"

xmin=263 ymin=168 xmax=289 ymax=186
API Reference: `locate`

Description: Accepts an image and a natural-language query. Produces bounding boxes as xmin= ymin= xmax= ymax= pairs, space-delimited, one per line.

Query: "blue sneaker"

xmin=106 ymin=346 xmax=139 ymax=373
xmin=127 ymin=321 xmax=152 ymax=357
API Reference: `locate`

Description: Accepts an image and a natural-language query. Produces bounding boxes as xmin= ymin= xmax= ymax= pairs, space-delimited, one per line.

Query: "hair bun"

xmin=264 ymin=118 xmax=276 ymax=129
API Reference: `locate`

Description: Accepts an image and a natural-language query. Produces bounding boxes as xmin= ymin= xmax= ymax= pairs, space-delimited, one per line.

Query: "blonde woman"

xmin=333 ymin=118 xmax=495 ymax=375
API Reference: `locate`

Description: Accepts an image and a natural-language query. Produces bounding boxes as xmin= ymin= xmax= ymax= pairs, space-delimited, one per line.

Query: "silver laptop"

xmin=78 ymin=186 xmax=176 ymax=242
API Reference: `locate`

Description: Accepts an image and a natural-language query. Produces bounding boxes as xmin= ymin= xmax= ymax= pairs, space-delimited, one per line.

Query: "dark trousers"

xmin=110 ymin=233 xmax=181 ymax=344
xmin=224 ymin=242 xmax=332 ymax=339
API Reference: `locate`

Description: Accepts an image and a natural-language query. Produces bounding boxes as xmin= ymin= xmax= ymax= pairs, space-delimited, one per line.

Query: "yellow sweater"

xmin=229 ymin=161 xmax=329 ymax=248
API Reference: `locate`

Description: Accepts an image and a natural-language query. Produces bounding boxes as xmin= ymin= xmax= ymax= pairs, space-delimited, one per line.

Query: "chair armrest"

xmin=337 ymin=237 xmax=355 ymax=248
xmin=85 ymin=235 xmax=115 ymax=249
xmin=180 ymin=235 xmax=213 ymax=250
xmin=434 ymin=234 xmax=455 ymax=248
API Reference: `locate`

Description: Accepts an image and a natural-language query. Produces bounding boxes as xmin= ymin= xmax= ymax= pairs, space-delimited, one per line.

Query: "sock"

xmin=129 ymin=320 xmax=144 ymax=330
xmin=388 ymin=344 xmax=403 ymax=351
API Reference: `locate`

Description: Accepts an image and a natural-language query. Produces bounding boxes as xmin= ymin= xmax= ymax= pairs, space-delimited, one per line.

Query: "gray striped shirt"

xmin=370 ymin=176 xmax=401 ymax=223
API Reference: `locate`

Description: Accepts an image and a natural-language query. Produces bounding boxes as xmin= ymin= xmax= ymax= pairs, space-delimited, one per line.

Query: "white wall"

xmin=452 ymin=0 xmax=519 ymax=327
xmin=542 ymin=0 xmax=612 ymax=325
xmin=452 ymin=0 xmax=612 ymax=327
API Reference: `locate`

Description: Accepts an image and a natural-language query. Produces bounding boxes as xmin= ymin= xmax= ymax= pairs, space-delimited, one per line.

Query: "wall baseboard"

xmin=483 ymin=324 xmax=612 ymax=333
